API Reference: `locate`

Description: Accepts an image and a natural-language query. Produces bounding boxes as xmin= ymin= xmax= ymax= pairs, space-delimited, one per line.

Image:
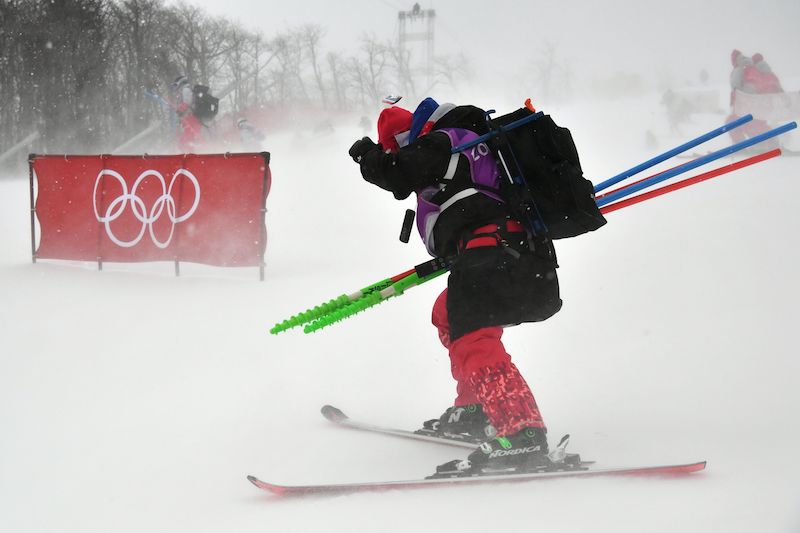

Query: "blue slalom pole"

xmin=596 ymin=121 xmax=797 ymax=208
xmin=594 ymin=114 xmax=754 ymax=193
xmin=451 ymin=111 xmax=544 ymax=154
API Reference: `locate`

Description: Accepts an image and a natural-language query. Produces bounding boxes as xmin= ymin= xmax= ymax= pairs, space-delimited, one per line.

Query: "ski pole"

xmin=595 ymin=161 xmax=684 ymax=201
xmin=143 ymin=89 xmax=177 ymax=111
xmin=593 ymin=114 xmax=754 ymax=193
xmin=303 ymin=268 xmax=447 ymax=334
xmin=596 ymin=121 xmax=797 ymax=208
xmin=270 ymin=268 xmax=418 ymax=334
xmin=300 ymin=258 xmax=449 ymax=333
xmin=599 ymin=148 xmax=782 ymax=214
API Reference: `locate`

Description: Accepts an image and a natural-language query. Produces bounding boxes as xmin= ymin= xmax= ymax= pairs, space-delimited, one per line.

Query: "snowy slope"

xmin=1 ymin=95 xmax=799 ymax=533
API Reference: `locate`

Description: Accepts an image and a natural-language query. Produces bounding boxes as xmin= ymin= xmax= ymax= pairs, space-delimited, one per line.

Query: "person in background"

xmin=171 ymin=75 xmax=193 ymax=109
xmin=727 ymin=50 xmax=784 ymax=145
xmin=236 ymin=117 xmax=265 ymax=151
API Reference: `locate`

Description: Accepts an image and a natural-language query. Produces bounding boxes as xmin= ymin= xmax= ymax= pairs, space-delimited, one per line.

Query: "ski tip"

xmin=247 ymin=475 xmax=290 ymax=495
xmin=321 ymin=405 xmax=348 ymax=423
xmin=666 ymin=460 xmax=707 ymax=475
xmin=681 ymin=460 xmax=706 ymax=472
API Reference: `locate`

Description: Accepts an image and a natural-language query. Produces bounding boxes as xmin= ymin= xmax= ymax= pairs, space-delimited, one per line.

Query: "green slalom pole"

xmin=270 ymin=267 xmax=419 ymax=334
xmin=303 ymin=268 xmax=447 ymax=334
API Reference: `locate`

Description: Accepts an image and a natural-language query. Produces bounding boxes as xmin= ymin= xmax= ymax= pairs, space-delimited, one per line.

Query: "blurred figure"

xmin=359 ymin=115 xmax=371 ymax=135
xmin=236 ymin=117 xmax=265 ymax=151
xmin=176 ymin=101 xmax=203 ymax=152
xmin=168 ymin=75 xmax=220 ymax=152
xmin=662 ymin=89 xmax=695 ymax=135
xmin=166 ymin=75 xmax=200 ymax=151
xmin=171 ymin=75 xmax=194 ymax=109
xmin=312 ymin=119 xmax=335 ymax=137
xmin=749 ymin=53 xmax=783 ymax=93
xmin=727 ymin=49 xmax=784 ymax=145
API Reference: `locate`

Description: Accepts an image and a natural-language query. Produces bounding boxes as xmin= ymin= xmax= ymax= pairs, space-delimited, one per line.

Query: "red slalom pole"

xmin=595 ymin=161 xmax=684 ymax=201
xmin=600 ymin=149 xmax=782 ymax=215
xmin=390 ymin=268 xmax=417 ymax=282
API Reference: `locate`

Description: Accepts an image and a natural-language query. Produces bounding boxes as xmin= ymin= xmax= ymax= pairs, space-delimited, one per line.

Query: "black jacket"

xmin=357 ymin=105 xmax=509 ymax=258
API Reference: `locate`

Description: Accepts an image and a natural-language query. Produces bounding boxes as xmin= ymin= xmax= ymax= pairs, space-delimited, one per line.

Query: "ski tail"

xmin=320 ymin=405 xmax=348 ymax=423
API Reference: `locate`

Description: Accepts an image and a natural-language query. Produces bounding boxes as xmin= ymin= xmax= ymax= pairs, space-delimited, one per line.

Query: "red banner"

xmin=32 ymin=153 xmax=271 ymax=267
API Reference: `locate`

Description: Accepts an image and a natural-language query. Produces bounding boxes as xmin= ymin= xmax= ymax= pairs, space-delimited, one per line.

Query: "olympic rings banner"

xmin=31 ymin=152 xmax=271 ymax=269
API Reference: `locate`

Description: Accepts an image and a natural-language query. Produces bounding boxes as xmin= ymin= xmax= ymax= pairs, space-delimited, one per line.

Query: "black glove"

xmin=349 ymin=136 xmax=378 ymax=163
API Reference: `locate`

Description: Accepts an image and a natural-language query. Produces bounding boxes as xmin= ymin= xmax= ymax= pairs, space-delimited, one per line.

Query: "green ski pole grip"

xmin=303 ymin=268 xmax=447 ymax=333
xmin=303 ymin=292 xmax=385 ymax=333
xmin=269 ymin=274 xmax=402 ymax=334
xmin=270 ymin=294 xmax=351 ymax=334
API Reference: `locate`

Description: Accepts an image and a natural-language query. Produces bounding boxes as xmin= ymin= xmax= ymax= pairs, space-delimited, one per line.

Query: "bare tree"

xmin=300 ymin=24 xmax=328 ymax=107
xmin=388 ymin=45 xmax=416 ymax=98
xmin=0 ymin=0 xmax=474 ymax=166
xmin=222 ymin=26 xmax=256 ymax=113
xmin=357 ymin=35 xmax=389 ymax=104
xmin=529 ymin=41 xmax=572 ymax=103
xmin=266 ymin=30 xmax=308 ymax=105
xmin=433 ymin=53 xmax=471 ymax=92
xmin=327 ymin=51 xmax=347 ymax=110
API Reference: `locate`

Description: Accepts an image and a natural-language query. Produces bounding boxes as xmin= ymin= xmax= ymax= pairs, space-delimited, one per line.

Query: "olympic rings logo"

xmin=93 ymin=168 xmax=201 ymax=249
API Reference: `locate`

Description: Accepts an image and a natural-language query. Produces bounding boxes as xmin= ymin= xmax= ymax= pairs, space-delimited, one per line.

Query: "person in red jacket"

xmin=349 ymin=99 xmax=562 ymax=475
xmin=747 ymin=53 xmax=783 ymax=94
xmin=727 ymin=49 xmax=784 ymax=144
xmin=176 ymin=102 xmax=203 ymax=152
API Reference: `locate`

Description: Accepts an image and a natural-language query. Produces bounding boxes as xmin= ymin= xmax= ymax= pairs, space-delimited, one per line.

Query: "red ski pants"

xmin=432 ymin=288 xmax=545 ymax=436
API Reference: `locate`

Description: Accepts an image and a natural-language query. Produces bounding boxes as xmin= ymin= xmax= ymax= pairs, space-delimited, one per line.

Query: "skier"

xmin=164 ymin=75 xmax=202 ymax=151
xmin=236 ymin=117 xmax=264 ymax=151
xmin=176 ymin=101 xmax=203 ymax=152
xmin=348 ymin=98 xmax=563 ymax=474
xmin=748 ymin=52 xmax=784 ymax=94
xmin=171 ymin=75 xmax=194 ymax=109
xmin=727 ymin=50 xmax=784 ymax=145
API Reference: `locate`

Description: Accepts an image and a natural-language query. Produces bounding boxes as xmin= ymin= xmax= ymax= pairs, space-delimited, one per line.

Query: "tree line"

xmin=0 ymin=0 xmax=469 ymax=166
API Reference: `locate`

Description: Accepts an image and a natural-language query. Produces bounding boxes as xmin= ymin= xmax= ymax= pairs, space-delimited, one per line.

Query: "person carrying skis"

xmin=164 ymin=75 xmax=201 ymax=151
xmin=348 ymin=98 xmax=563 ymax=475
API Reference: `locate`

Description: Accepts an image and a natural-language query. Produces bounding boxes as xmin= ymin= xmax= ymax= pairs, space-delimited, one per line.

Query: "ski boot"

xmin=431 ymin=430 xmax=586 ymax=478
xmin=416 ymin=404 xmax=497 ymax=444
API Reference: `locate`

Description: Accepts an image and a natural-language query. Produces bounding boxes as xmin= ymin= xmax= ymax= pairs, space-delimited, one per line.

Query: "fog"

xmin=1 ymin=1 xmax=800 ymax=532
xmin=187 ymin=0 xmax=800 ymax=96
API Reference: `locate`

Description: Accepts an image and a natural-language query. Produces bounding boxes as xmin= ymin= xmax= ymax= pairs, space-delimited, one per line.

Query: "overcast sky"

xmin=172 ymin=0 xmax=799 ymax=90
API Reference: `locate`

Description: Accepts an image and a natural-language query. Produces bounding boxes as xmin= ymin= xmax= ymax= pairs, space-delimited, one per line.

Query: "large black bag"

xmin=191 ymin=84 xmax=219 ymax=122
xmin=490 ymin=108 xmax=607 ymax=240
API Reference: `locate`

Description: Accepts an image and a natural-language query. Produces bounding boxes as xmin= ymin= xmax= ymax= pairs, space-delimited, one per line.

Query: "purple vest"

xmin=416 ymin=128 xmax=503 ymax=255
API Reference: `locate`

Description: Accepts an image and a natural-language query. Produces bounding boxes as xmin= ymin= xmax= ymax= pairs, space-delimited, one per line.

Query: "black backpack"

xmin=488 ymin=108 xmax=607 ymax=239
xmin=191 ymin=84 xmax=219 ymax=122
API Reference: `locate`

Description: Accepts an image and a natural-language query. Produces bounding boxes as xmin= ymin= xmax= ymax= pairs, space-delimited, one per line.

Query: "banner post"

xmin=259 ymin=152 xmax=272 ymax=281
xmin=28 ymin=154 xmax=37 ymax=264
xmin=96 ymin=154 xmax=106 ymax=271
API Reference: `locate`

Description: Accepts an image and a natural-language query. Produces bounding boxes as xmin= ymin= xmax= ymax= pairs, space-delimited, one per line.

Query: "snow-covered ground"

xmin=1 ymin=93 xmax=799 ymax=532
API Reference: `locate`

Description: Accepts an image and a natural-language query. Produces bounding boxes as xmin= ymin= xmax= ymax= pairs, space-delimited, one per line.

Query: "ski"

xmin=320 ymin=404 xmax=480 ymax=449
xmin=247 ymin=461 xmax=706 ymax=496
